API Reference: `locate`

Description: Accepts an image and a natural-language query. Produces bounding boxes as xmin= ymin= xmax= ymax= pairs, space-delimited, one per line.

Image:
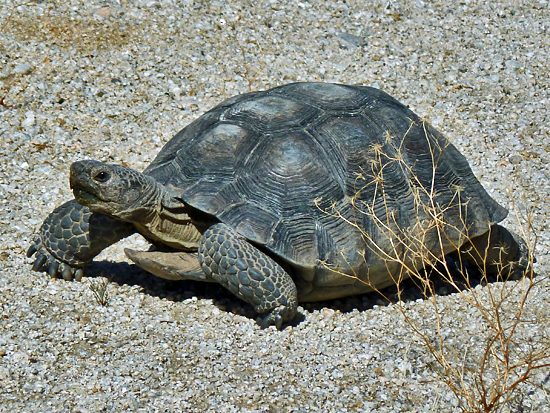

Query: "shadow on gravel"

xmin=82 ymin=258 xmax=524 ymax=326
xmin=84 ymin=260 xmax=261 ymax=321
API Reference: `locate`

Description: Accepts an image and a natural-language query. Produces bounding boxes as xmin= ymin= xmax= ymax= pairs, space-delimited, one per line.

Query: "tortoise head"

xmin=70 ymin=160 xmax=158 ymax=219
xmin=70 ymin=160 xmax=203 ymax=250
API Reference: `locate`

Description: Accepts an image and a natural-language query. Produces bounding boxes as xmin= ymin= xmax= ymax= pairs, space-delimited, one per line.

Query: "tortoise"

xmin=27 ymin=82 xmax=528 ymax=329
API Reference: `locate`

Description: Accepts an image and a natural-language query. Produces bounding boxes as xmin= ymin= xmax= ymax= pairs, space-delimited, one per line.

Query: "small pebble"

xmin=337 ymin=32 xmax=368 ymax=48
xmin=13 ymin=63 xmax=32 ymax=75
xmin=21 ymin=111 xmax=35 ymax=128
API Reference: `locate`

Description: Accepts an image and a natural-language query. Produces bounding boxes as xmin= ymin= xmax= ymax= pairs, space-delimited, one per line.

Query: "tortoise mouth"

xmin=70 ymin=175 xmax=104 ymax=206
xmin=72 ymin=186 xmax=101 ymax=206
xmin=70 ymin=167 xmax=102 ymax=206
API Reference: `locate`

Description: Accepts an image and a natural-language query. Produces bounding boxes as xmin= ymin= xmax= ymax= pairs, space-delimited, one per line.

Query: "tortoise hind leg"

xmin=198 ymin=223 xmax=298 ymax=329
xmin=450 ymin=224 xmax=531 ymax=281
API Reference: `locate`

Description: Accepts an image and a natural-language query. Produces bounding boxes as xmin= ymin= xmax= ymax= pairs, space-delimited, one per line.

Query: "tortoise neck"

xmin=125 ymin=181 xmax=203 ymax=250
xmin=110 ymin=175 xmax=165 ymax=222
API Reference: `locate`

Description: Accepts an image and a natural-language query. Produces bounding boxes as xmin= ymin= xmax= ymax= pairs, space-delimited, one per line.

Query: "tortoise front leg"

xmin=199 ymin=223 xmax=298 ymax=329
xmin=27 ymin=200 xmax=136 ymax=280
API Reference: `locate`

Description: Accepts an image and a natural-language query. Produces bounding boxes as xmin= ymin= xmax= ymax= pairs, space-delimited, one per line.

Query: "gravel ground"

xmin=1 ymin=0 xmax=550 ymax=412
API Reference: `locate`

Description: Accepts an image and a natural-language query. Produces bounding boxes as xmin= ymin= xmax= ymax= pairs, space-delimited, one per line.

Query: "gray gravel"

xmin=1 ymin=0 xmax=550 ymax=411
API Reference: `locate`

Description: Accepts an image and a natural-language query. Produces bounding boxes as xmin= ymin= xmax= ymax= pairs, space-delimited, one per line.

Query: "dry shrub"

xmin=320 ymin=119 xmax=549 ymax=412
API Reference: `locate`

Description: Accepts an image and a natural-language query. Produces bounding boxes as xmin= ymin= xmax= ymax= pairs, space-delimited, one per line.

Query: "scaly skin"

xmin=27 ymin=200 xmax=136 ymax=280
xmin=199 ymin=223 xmax=298 ymax=329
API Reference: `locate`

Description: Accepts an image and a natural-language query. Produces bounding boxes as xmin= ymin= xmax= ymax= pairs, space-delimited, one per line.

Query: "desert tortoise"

xmin=28 ymin=82 xmax=527 ymax=328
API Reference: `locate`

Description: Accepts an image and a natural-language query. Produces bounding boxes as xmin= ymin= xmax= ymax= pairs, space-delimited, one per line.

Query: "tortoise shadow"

xmin=85 ymin=260 xmax=527 ymax=326
xmin=85 ymin=260 xmax=263 ymax=321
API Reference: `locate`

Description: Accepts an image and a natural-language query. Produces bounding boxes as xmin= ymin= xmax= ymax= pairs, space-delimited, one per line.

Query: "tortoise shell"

xmin=144 ymin=82 xmax=506 ymax=299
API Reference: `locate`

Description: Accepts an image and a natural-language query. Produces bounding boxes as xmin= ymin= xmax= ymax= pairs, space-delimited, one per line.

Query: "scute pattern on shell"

xmin=145 ymin=83 xmax=507 ymax=273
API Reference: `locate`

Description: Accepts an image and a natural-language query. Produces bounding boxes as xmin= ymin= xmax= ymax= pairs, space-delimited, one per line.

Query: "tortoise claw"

xmin=48 ymin=260 xmax=59 ymax=277
xmin=26 ymin=242 xmax=38 ymax=258
xmin=61 ymin=264 xmax=74 ymax=281
xmin=275 ymin=314 xmax=283 ymax=330
xmin=74 ymin=269 xmax=84 ymax=281
xmin=260 ymin=307 xmax=288 ymax=330
xmin=32 ymin=252 xmax=47 ymax=271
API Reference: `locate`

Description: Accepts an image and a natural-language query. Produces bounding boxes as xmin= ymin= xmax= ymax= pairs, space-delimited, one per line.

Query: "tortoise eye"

xmin=94 ymin=171 xmax=110 ymax=182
